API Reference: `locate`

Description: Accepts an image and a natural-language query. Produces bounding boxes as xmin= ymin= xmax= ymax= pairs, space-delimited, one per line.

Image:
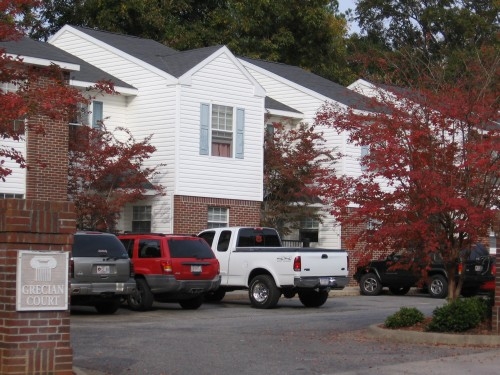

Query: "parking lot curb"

xmin=367 ymin=324 xmax=500 ymax=346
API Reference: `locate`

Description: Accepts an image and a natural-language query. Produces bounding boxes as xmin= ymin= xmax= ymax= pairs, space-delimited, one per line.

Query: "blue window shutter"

xmin=200 ymin=103 xmax=210 ymax=155
xmin=235 ymin=108 xmax=245 ymax=159
xmin=92 ymin=101 xmax=103 ymax=128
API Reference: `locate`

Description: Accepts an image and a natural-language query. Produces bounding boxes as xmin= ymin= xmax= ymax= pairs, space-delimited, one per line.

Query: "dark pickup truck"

xmin=353 ymin=246 xmax=495 ymax=298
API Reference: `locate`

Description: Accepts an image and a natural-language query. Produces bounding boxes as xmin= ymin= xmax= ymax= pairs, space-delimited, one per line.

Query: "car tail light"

xmin=129 ymin=260 xmax=135 ymax=277
xmin=293 ymin=256 xmax=301 ymax=272
xmin=458 ymin=262 xmax=463 ymax=275
xmin=491 ymin=263 xmax=496 ymax=275
xmin=161 ymin=260 xmax=173 ymax=273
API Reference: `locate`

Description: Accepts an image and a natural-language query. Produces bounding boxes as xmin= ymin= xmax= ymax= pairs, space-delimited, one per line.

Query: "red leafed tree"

xmin=315 ymin=54 xmax=499 ymax=300
xmin=262 ymin=121 xmax=336 ymax=236
xmin=68 ymin=125 xmax=165 ymax=231
xmin=1 ymin=0 xmax=84 ymax=181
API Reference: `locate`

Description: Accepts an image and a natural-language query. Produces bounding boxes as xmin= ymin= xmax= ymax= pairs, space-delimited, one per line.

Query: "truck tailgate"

xmin=299 ymin=249 xmax=348 ymax=276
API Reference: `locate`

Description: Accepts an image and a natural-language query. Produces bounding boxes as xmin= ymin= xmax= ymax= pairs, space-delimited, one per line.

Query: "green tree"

xmin=350 ymin=0 xmax=500 ymax=84
xmin=29 ymin=0 xmax=353 ymax=84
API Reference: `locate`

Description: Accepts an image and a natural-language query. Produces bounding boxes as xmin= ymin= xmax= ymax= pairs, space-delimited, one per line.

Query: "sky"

xmin=337 ymin=0 xmax=361 ymax=34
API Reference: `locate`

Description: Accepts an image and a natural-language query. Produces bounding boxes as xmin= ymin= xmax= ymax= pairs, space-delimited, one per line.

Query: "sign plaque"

xmin=16 ymin=250 xmax=69 ymax=311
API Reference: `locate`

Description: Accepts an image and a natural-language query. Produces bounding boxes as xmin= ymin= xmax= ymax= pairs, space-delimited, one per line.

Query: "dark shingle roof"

xmin=240 ymin=57 xmax=375 ymax=111
xmin=0 ymin=36 xmax=135 ymax=90
xmin=71 ymin=26 xmax=223 ymax=78
xmin=265 ymin=97 xmax=302 ymax=115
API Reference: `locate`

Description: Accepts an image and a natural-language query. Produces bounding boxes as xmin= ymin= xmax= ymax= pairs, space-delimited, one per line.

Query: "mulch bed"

xmin=388 ymin=317 xmax=494 ymax=335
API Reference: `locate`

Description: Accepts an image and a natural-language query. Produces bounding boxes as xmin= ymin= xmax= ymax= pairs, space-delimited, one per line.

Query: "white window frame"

xmin=132 ymin=205 xmax=152 ymax=232
xmin=211 ymin=104 xmax=234 ymax=157
xmin=207 ymin=207 xmax=229 ymax=228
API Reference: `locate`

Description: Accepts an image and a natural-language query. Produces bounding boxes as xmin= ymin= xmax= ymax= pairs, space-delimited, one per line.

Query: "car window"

xmin=72 ymin=235 xmax=128 ymax=258
xmin=217 ymin=230 xmax=231 ymax=252
xmin=198 ymin=231 xmax=215 ymax=246
xmin=120 ymin=238 xmax=135 ymax=258
xmin=138 ymin=240 xmax=161 ymax=258
xmin=167 ymin=238 xmax=215 ymax=259
xmin=237 ymin=228 xmax=281 ymax=247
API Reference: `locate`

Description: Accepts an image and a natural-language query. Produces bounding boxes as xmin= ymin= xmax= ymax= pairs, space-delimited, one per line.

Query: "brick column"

xmin=0 ymin=66 xmax=76 ymax=374
xmin=0 ymin=199 xmax=76 ymax=375
xmin=492 ymin=254 xmax=500 ymax=334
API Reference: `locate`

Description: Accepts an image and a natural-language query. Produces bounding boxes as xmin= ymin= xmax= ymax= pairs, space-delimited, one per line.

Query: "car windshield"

xmin=167 ymin=238 xmax=215 ymax=259
xmin=72 ymin=234 xmax=129 ymax=258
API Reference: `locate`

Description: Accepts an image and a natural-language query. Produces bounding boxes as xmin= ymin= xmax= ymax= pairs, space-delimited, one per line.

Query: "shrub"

xmin=427 ymin=297 xmax=489 ymax=333
xmin=385 ymin=307 xmax=425 ymax=328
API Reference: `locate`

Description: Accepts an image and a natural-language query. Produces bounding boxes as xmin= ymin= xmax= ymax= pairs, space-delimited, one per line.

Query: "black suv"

xmin=354 ymin=247 xmax=495 ymax=298
xmin=70 ymin=231 xmax=136 ymax=314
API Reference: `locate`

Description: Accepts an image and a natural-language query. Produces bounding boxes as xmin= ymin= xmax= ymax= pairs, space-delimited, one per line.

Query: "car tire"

xmin=298 ymin=290 xmax=329 ymax=307
xmin=127 ymin=278 xmax=154 ymax=311
xmin=389 ymin=286 xmax=411 ymax=295
xmin=359 ymin=273 xmax=382 ymax=296
xmin=94 ymin=298 xmax=120 ymax=314
xmin=179 ymin=295 xmax=204 ymax=310
xmin=249 ymin=274 xmax=281 ymax=309
xmin=428 ymin=274 xmax=448 ymax=299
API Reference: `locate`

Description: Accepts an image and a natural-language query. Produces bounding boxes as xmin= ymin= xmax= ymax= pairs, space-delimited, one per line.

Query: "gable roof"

xmin=68 ymin=26 xmax=224 ymax=78
xmin=1 ymin=36 xmax=136 ymax=93
xmin=240 ymin=57 xmax=375 ymax=112
xmin=1 ymin=36 xmax=80 ymax=70
xmin=265 ymin=97 xmax=303 ymax=119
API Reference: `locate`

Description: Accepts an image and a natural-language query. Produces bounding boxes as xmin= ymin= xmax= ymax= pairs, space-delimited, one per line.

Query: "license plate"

xmin=191 ymin=265 xmax=202 ymax=273
xmin=475 ymin=265 xmax=483 ymax=272
xmin=320 ymin=278 xmax=330 ymax=286
xmin=96 ymin=265 xmax=110 ymax=274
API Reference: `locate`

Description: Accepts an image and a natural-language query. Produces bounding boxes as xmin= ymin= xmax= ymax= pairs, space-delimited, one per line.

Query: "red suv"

xmin=118 ymin=233 xmax=220 ymax=311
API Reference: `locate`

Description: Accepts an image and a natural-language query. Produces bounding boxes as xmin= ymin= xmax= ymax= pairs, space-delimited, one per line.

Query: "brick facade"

xmin=0 ymin=67 xmax=76 ymax=374
xmin=173 ymin=195 xmax=260 ymax=234
xmin=0 ymin=200 xmax=75 ymax=375
xmin=25 ymin=71 xmax=70 ymax=202
xmin=492 ymin=255 xmax=500 ymax=334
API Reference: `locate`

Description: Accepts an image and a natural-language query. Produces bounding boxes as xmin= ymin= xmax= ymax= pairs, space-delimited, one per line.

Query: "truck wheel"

xmin=204 ymin=289 xmax=226 ymax=302
xmin=179 ymin=295 xmax=204 ymax=310
xmin=389 ymin=286 xmax=411 ymax=295
xmin=298 ymin=290 xmax=329 ymax=307
xmin=127 ymin=278 xmax=154 ymax=311
xmin=94 ymin=298 xmax=120 ymax=314
xmin=428 ymin=274 xmax=448 ymax=299
xmin=359 ymin=273 xmax=382 ymax=296
xmin=249 ymin=275 xmax=281 ymax=309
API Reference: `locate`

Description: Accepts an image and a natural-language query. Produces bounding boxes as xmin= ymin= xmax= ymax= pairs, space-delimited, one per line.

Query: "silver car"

xmin=71 ymin=231 xmax=136 ymax=314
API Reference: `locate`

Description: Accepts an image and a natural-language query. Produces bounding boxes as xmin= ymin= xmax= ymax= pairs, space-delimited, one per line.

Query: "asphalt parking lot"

xmin=71 ymin=289 xmax=500 ymax=375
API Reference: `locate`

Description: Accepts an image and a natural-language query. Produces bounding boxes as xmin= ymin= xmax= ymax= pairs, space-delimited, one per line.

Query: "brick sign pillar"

xmin=492 ymin=255 xmax=500 ymax=334
xmin=0 ymin=69 xmax=76 ymax=374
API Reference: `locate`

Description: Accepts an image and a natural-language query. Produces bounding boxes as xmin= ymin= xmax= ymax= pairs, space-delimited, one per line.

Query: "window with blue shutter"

xmin=200 ymin=103 xmax=210 ymax=155
xmin=92 ymin=101 xmax=103 ymax=128
xmin=235 ymin=108 xmax=245 ymax=159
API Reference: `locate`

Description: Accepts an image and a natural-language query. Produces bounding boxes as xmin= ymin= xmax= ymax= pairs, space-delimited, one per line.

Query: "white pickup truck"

xmin=198 ymin=227 xmax=349 ymax=308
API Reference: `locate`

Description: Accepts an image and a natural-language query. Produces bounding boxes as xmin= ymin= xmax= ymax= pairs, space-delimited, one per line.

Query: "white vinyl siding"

xmin=1 ymin=82 xmax=26 ymax=196
xmin=176 ymin=52 xmax=264 ymax=201
xmin=51 ymin=31 xmax=264 ymax=232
